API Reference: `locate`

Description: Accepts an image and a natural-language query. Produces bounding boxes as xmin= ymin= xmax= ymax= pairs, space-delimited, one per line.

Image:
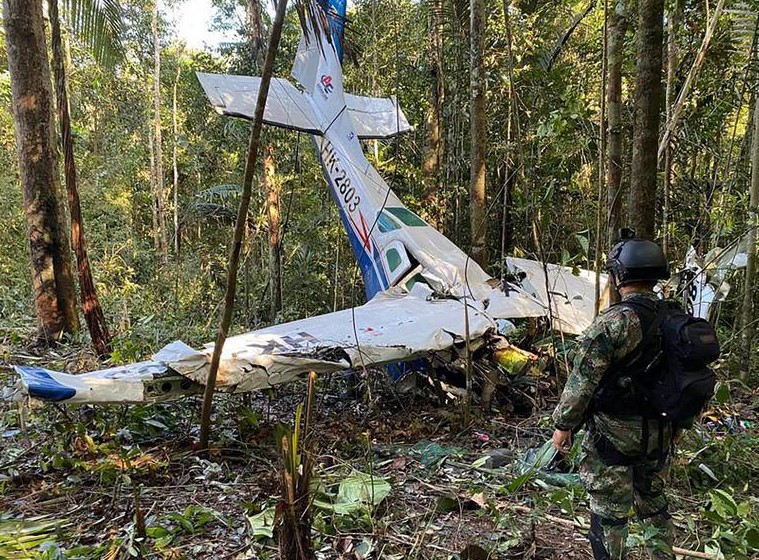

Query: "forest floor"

xmin=1 ymin=343 xmax=758 ymax=560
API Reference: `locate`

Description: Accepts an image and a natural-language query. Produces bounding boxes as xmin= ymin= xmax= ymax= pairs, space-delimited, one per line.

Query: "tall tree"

xmin=422 ymin=0 xmax=445 ymax=231
xmin=152 ymin=1 xmax=168 ymax=264
xmin=199 ymin=0 xmax=290 ymax=450
xmin=245 ymin=0 xmax=282 ymax=318
xmin=264 ymin=144 xmax=282 ymax=319
xmin=629 ymin=0 xmax=664 ymax=239
xmin=49 ymin=0 xmax=112 ymax=357
xmin=740 ymin=79 xmax=759 ymax=379
xmin=3 ymin=0 xmax=80 ymax=342
xmin=172 ymin=48 xmax=183 ymax=259
xmin=470 ymin=0 xmax=487 ymax=267
xmin=246 ymin=0 xmax=266 ymax=72
xmin=661 ymin=0 xmax=679 ymax=254
xmin=606 ymin=0 xmax=626 ymax=245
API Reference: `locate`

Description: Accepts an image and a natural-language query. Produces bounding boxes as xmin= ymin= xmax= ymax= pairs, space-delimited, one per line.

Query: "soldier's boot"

xmin=588 ymin=513 xmax=628 ymax=560
xmin=640 ymin=508 xmax=675 ymax=560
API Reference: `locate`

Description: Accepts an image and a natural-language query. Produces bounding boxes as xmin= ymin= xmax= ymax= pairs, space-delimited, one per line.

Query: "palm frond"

xmin=295 ymin=0 xmax=335 ymax=52
xmin=60 ymin=0 xmax=125 ymax=68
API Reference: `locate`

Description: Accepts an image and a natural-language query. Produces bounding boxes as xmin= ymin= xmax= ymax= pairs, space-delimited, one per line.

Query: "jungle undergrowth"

xmin=1 ymin=342 xmax=758 ymax=559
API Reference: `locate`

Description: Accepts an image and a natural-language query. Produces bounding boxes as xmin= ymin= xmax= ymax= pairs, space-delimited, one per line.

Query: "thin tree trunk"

xmin=658 ymin=0 xmax=725 ymax=162
xmin=173 ymin=52 xmax=182 ymax=259
xmin=740 ymin=88 xmax=759 ymax=379
xmin=662 ymin=0 xmax=680 ymax=255
xmin=606 ymin=0 xmax=626 ymax=245
xmin=246 ymin=0 xmax=266 ymax=73
xmin=629 ymin=0 xmax=664 ymax=240
xmin=49 ymin=0 xmax=111 ymax=356
xmin=265 ymin=144 xmax=282 ymax=319
xmin=499 ymin=162 xmax=514 ymax=268
xmin=422 ymin=0 xmax=445 ymax=231
xmin=595 ymin=0 xmax=608 ymax=313
xmin=470 ymin=0 xmax=487 ymax=268
xmin=545 ymin=0 xmax=598 ymax=72
xmin=199 ymin=0 xmax=289 ymax=449
xmin=3 ymin=0 xmax=79 ymax=342
xmin=149 ymin=125 xmax=158 ymax=250
xmin=471 ymin=0 xmax=492 ymax=412
xmin=152 ymin=3 xmax=167 ymax=264
xmin=500 ymin=0 xmax=517 ymax=271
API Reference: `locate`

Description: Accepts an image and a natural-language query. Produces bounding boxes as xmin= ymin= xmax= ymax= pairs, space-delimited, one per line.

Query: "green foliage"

xmin=0 ymin=515 xmax=65 ymax=560
xmin=146 ymin=505 xmax=221 ymax=548
xmin=699 ymin=488 xmax=759 ymax=558
xmin=61 ymin=0 xmax=126 ymax=68
xmin=313 ymin=471 xmax=391 ymax=525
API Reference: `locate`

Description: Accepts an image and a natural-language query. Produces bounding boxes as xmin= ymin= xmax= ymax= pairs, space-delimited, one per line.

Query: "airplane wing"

xmin=506 ymin=258 xmax=609 ymax=335
xmin=12 ymin=290 xmax=497 ymax=404
xmin=196 ymin=72 xmax=411 ymax=139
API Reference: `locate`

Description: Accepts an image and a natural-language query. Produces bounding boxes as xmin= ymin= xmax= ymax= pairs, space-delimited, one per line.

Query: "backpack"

xmin=593 ymin=296 xmax=720 ymax=421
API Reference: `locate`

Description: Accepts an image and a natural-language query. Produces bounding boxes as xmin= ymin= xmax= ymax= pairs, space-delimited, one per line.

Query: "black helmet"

xmin=605 ymin=237 xmax=669 ymax=286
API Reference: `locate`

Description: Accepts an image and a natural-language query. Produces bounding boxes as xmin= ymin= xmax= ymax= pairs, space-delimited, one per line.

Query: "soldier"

xmin=552 ymin=235 xmax=682 ymax=560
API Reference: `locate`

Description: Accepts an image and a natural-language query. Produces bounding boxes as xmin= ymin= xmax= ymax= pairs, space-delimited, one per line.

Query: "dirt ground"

xmin=0 ymin=366 xmax=731 ymax=559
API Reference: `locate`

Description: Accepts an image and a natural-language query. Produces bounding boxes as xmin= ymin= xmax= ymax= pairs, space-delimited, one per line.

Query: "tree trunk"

xmin=470 ymin=0 xmax=487 ymax=268
xmin=607 ymin=0 xmax=626 ymax=245
xmin=3 ymin=0 xmax=79 ymax=342
xmin=658 ymin=0 xmax=725 ymax=163
xmin=739 ymin=86 xmax=759 ymax=380
xmin=629 ymin=0 xmax=664 ymax=240
xmin=173 ymin=53 xmax=182 ymax=259
xmin=662 ymin=0 xmax=679 ymax=255
xmin=152 ymin=3 xmax=168 ymax=264
xmin=49 ymin=0 xmax=111 ymax=356
xmin=422 ymin=0 xmax=445 ymax=231
xmin=498 ymin=162 xmax=514 ymax=264
xmin=471 ymin=0 xmax=493 ymax=413
xmin=198 ymin=0 xmax=289 ymax=449
xmin=265 ymin=144 xmax=282 ymax=319
xmin=246 ymin=0 xmax=266 ymax=72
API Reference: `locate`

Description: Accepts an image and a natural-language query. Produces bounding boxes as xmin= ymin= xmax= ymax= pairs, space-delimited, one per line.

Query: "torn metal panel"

xmin=166 ymin=294 xmax=497 ymax=391
xmin=12 ymin=361 xmax=202 ymax=404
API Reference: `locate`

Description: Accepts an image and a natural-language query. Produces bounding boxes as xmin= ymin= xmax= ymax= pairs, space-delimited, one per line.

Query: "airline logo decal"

xmin=319 ymin=74 xmax=334 ymax=98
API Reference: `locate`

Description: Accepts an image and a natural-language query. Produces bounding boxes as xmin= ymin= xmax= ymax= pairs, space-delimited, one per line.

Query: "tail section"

xmin=292 ymin=0 xmax=348 ymax=131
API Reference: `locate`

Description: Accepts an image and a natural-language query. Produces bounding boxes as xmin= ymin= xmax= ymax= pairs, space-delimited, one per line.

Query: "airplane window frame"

xmin=386 ymin=207 xmax=426 ymax=227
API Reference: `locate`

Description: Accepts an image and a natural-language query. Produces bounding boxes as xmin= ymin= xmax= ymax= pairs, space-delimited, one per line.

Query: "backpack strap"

xmin=590 ymin=296 xmax=666 ymax=419
xmin=609 ymin=296 xmax=666 ymax=376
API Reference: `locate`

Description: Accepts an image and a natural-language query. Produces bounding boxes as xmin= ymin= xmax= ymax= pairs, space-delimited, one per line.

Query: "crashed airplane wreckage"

xmin=9 ymin=0 xmax=612 ymax=405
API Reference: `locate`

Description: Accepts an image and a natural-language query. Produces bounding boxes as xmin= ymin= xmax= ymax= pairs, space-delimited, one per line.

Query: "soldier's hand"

xmin=552 ymin=429 xmax=573 ymax=454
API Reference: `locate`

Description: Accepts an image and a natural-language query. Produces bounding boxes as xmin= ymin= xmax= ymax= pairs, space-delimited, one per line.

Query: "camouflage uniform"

xmin=552 ymin=290 xmax=676 ymax=560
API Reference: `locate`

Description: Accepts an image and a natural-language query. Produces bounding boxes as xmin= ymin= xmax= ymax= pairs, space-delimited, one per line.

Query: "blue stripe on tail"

xmin=321 ymin=0 xmax=347 ymax=62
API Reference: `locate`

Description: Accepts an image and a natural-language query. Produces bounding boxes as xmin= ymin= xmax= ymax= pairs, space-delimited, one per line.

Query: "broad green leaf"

xmin=247 ymin=508 xmax=275 ymax=539
xmin=714 ymin=382 xmax=730 ymax=404
xmin=337 ymin=472 xmax=391 ymax=508
xmin=710 ymin=489 xmax=738 ymax=518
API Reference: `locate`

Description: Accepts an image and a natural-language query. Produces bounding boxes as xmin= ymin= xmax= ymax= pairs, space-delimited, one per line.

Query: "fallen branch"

xmin=512 ymin=505 xmax=717 ymax=559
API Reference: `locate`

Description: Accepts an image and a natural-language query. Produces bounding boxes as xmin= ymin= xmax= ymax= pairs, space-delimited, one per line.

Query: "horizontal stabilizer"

xmin=197 ymin=72 xmax=322 ymax=134
xmin=345 ymin=93 xmax=412 ymax=139
xmin=197 ymin=72 xmax=411 ymax=139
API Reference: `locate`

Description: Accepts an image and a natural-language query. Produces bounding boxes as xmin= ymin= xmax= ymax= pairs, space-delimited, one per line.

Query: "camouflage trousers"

xmin=580 ymin=436 xmax=675 ymax=560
